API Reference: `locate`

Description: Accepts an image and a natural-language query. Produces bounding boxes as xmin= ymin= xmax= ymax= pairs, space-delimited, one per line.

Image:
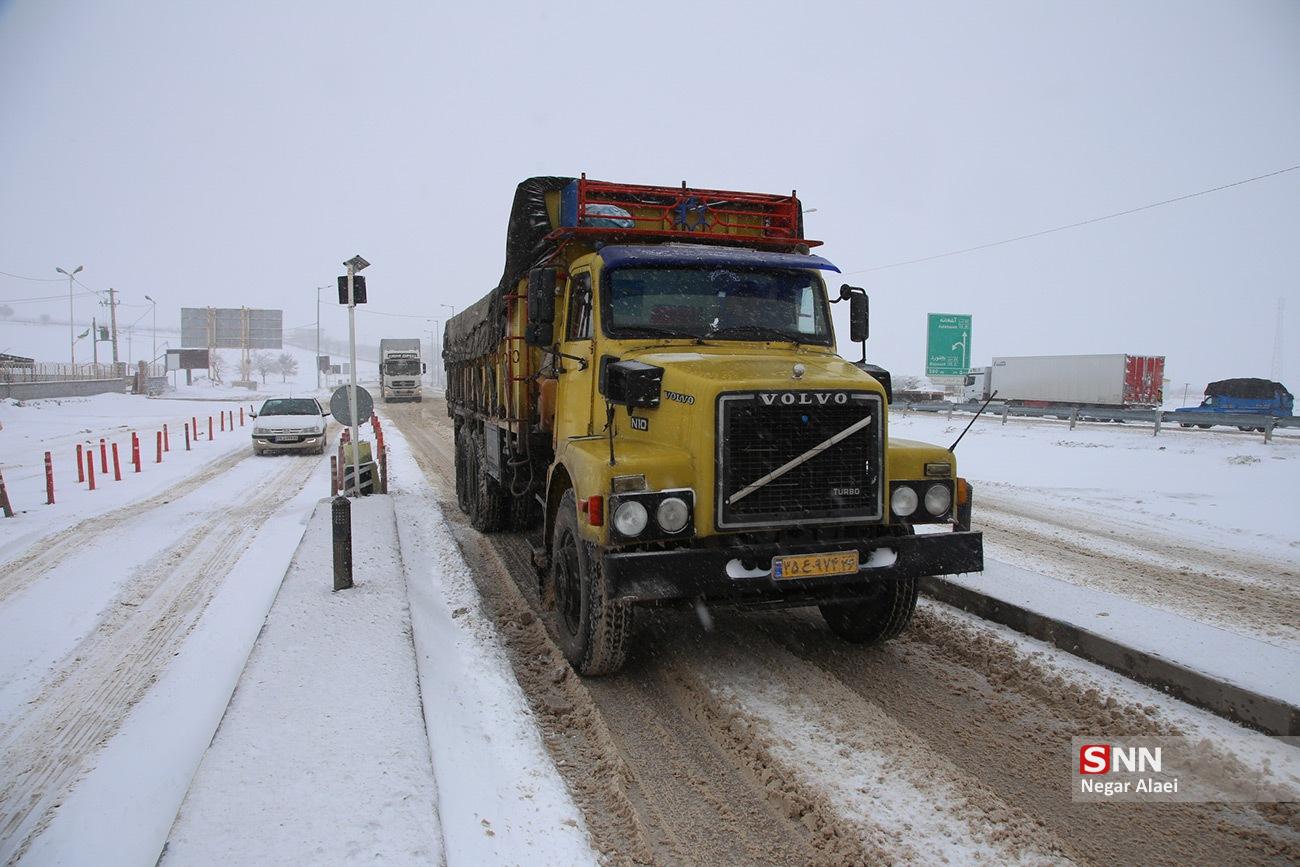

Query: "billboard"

xmin=180 ymin=307 xmax=283 ymax=349
xmin=926 ymin=313 xmax=972 ymax=377
xmin=166 ymin=348 xmax=210 ymax=371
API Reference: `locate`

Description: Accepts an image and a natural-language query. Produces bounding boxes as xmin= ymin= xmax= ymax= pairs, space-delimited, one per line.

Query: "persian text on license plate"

xmin=275 ymin=435 xmax=298 ymax=443
xmin=772 ymin=550 xmax=859 ymax=580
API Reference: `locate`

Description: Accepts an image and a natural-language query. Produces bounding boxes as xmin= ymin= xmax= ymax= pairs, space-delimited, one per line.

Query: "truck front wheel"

xmin=547 ymin=490 xmax=632 ymax=675
xmin=819 ymin=576 xmax=918 ymax=644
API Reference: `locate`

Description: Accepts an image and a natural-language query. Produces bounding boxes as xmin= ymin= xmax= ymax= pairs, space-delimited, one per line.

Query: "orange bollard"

xmin=86 ymin=449 xmax=96 ymax=490
xmin=240 ymin=406 xmax=245 ymax=426
xmin=163 ymin=423 xmax=170 ymax=452
xmin=185 ymin=422 xmax=191 ymax=450
xmin=112 ymin=443 xmax=122 ymax=481
xmin=132 ymin=432 xmax=141 ymax=472
xmin=330 ymin=455 xmax=338 ymax=496
xmin=76 ymin=444 xmax=85 ymax=483
xmin=192 ymin=416 xmax=198 ymax=439
xmin=209 ymin=416 xmax=214 ymax=441
xmin=220 ymin=412 xmax=226 ymax=432
xmin=45 ymin=452 xmax=55 ymax=505
xmin=156 ymin=431 xmax=163 ymax=463
xmin=99 ymin=438 xmax=108 ymax=473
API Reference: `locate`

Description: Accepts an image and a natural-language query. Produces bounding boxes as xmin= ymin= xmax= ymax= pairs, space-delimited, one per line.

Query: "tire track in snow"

xmin=0 ymin=447 xmax=251 ymax=607
xmin=0 ymin=454 xmax=317 ymax=865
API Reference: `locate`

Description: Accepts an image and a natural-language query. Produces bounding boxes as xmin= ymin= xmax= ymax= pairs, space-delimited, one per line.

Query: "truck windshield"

xmin=603 ymin=266 xmax=832 ymax=344
xmin=260 ymin=399 xmax=319 ymax=416
xmin=386 ymin=360 xmax=421 ymax=375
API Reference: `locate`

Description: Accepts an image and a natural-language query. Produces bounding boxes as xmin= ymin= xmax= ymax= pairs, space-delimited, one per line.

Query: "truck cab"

xmin=444 ymin=176 xmax=983 ymax=674
xmin=379 ymin=338 xmax=425 ymax=402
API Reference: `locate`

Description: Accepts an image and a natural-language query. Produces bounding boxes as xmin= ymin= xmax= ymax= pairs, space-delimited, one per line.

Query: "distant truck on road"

xmin=379 ymin=338 xmax=424 ymax=402
xmin=1173 ymin=378 xmax=1293 ymax=430
xmin=963 ymin=354 xmax=1164 ymax=410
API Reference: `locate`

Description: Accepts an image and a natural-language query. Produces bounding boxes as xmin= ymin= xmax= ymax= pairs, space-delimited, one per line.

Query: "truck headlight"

xmin=923 ymin=483 xmax=951 ymax=516
xmin=890 ymin=486 xmax=919 ymax=517
xmin=656 ymin=497 xmax=689 ymax=534
xmin=613 ymin=501 xmax=649 ymax=537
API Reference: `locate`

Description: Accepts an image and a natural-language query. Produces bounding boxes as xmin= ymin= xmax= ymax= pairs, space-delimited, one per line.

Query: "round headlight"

xmin=891 ymin=485 xmax=919 ymax=517
xmin=924 ymin=483 xmax=952 ymax=516
xmin=613 ymin=500 xmax=649 ymax=537
xmin=656 ymin=497 xmax=689 ymax=534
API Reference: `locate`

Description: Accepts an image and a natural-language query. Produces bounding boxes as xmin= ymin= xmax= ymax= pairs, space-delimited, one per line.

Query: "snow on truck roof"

xmin=597 ymin=244 xmax=840 ymax=273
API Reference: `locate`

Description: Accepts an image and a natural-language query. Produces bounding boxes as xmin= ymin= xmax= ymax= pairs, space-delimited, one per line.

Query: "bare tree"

xmin=252 ymin=351 xmax=277 ymax=384
xmin=277 ymin=352 xmax=299 ymax=382
xmin=895 ymin=374 xmax=924 ymax=392
xmin=210 ymin=351 xmax=228 ymax=384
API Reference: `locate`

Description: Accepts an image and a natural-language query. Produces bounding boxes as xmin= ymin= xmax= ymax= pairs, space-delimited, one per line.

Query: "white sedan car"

xmin=251 ymin=397 xmax=329 ymax=455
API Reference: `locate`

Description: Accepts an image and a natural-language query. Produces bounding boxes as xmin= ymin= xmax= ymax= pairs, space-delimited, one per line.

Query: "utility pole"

xmin=107 ymin=287 xmax=121 ymax=370
xmin=144 ymin=295 xmax=157 ymax=367
xmin=317 ymin=285 xmax=327 ymax=391
xmin=91 ymin=316 xmax=99 ymax=364
xmin=56 ymin=265 xmax=83 ymax=364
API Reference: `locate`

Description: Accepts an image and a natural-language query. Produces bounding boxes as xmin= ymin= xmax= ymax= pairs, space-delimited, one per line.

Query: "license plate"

xmin=274 ymin=435 xmax=298 ymax=443
xmin=772 ymin=550 xmax=859 ymax=580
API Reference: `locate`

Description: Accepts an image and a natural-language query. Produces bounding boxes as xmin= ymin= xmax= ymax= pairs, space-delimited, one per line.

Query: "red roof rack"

xmin=551 ymin=175 xmax=820 ymax=249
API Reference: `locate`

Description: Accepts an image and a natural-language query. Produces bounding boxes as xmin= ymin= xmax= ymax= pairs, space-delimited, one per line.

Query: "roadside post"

xmin=339 ymin=254 xmax=370 ymax=496
xmin=45 ymin=452 xmax=55 ymax=504
xmin=163 ymin=423 xmax=170 ymax=452
xmin=185 ymin=422 xmax=191 ymax=451
xmin=76 ymin=444 xmax=85 ymax=483
xmin=99 ymin=439 xmax=108 ymax=474
xmin=156 ymin=431 xmax=163 ymax=463
xmin=111 ymin=443 xmax=122 ymax=481
xmin=86 ymin=449 xmax=96 ymax=491
xmin=332 ymin=495 xmax=353 ymax=590
xmin=132 ymin=432 xmax=141 ymax=472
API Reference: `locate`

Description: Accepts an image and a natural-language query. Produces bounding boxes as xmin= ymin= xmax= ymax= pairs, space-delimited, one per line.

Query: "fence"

xmin=0 ymin=361 xmax=165 ymax=382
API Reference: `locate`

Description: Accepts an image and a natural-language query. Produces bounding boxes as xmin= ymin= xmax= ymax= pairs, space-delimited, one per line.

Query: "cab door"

xmin=555 ymin=268 xmax=596 ymax=437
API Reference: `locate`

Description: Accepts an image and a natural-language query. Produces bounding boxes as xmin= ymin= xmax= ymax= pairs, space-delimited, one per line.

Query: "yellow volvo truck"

xmin=444 ymin=176 xmax=983 ymax=674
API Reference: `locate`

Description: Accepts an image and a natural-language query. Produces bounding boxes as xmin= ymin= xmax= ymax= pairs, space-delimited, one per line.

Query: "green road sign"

xmin=926 ymin=313 xmax=972 ymax=377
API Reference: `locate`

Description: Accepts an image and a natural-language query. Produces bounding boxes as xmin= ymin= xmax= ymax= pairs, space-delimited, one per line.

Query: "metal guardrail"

xmin=899 ymin=401 xmax=1298 ymax=441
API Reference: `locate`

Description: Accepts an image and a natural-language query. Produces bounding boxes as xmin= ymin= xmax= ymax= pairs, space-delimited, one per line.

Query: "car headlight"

xmin=656 ymin=497 xmax=689 ymax=534
xmin=923 ymin=483 xmax=951 ymax=516
xmin=612 ymin=500 xmax=649 ymax=537
xmin=891 ymin=485 xmax=919 ymax=517
xmin=253 ymin=427 xmax=266 ymax=436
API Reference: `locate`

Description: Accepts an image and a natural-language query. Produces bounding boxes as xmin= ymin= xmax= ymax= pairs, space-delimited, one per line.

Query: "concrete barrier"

xmin=0 ymin=378 xmax=131 ymax=400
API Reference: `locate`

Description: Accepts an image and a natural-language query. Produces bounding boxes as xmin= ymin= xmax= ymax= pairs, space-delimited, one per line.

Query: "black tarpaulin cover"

xmin=1204 ymin=378 xmax=1292 ymax=399
xmin=443 ymin=176 xmax=574 ymax=364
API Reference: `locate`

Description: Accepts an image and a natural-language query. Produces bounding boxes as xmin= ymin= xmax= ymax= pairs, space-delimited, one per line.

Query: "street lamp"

xmin=441 ymin=303 xmax=456 ymax=319
xmin=143 ymin=295 xmax=157 ymax=367
xmin=56 ymin=265 xmax=83 ymax=365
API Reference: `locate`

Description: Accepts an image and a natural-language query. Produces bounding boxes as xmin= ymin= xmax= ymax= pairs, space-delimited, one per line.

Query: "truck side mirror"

xmin=422 ymin=363 xmax=427 ymax=373
xmin=526 ymin=267 xmax=557 ymax=346
xmin=849 ymin=292 xmax=869 ymax=343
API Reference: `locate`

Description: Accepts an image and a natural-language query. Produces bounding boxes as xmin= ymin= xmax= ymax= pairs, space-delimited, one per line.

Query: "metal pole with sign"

xmin=343 ymin=255 xmax=369 ymax=496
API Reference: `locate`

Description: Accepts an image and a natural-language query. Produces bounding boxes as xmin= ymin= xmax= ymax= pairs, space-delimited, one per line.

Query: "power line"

xmin=0 ymin=289 xmax=102 ymax=304
xmin=356 ymin=307 xmax=440 ymax=320
xmin=0 ymin=269 xmax=65 ymax=282
xmin=842 ymin=162 xmax=1300 ymax=276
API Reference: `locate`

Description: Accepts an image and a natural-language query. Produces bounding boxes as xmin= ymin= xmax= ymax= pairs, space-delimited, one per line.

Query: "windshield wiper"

xmin=624 ymin=325 xmax=700 ymax=340
xmin=703 ymin=324 xmax=801 ymax=343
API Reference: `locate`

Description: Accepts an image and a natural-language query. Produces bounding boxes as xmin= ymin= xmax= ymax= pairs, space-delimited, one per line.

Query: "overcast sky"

xmin=1 ymin=0 xmax=1297 ymax=392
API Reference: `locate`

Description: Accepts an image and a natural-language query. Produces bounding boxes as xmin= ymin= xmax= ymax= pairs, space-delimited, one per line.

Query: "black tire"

xmin=470 ymin=432 xmax=509 ymax=532
xmin=819 ymin=576 xmax=918 ymax=644
xmin=1197 ymin=424 xmax=1213 ymax=430
xmin=1179 ymin=423 xmax=1192 ymax=428
xmin=547 ymin=490 xmax=632 ymax=675
xmin=454 ymin=427 xmax=472 ymax=515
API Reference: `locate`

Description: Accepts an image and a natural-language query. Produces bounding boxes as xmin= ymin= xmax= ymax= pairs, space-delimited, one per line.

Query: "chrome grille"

xmin=716 ymin=391 xmax=882 ymax=528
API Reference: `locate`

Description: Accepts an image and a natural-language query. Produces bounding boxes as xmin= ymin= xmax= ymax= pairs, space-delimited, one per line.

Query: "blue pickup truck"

xmin=1175 ymin=378 xmax=1293 ymax=430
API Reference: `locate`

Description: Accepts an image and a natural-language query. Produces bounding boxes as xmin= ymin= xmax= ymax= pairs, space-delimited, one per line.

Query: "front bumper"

xmin=253 ymin=434 xmax=324 ymax=452
xmin=601 ymin=530 xmax=983 ymax=605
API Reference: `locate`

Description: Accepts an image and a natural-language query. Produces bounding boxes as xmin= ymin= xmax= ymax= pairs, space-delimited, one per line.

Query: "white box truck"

xmin=964 ymin=354 xmax=1164 ymax=408
xmin=379 ymin=338 xmax=424 ymax=402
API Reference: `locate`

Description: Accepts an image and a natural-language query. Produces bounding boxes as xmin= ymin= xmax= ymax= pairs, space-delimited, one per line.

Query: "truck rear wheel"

xmin=819 ymin=576 xmax=918 ymax=644
xmin=454 ymin=428 xmax=471 ymax=515
xmin=470 ymin=433 xmax=509 ymax=532
xmin=547 ymin=490 xmax=632 ymax=675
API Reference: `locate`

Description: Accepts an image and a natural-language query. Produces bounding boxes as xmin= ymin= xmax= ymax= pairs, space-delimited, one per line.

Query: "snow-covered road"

xmin=386 ymin=395 xmax=1300 ymax=866
xmin=0 ymin=407 xmax=325 ymax=864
